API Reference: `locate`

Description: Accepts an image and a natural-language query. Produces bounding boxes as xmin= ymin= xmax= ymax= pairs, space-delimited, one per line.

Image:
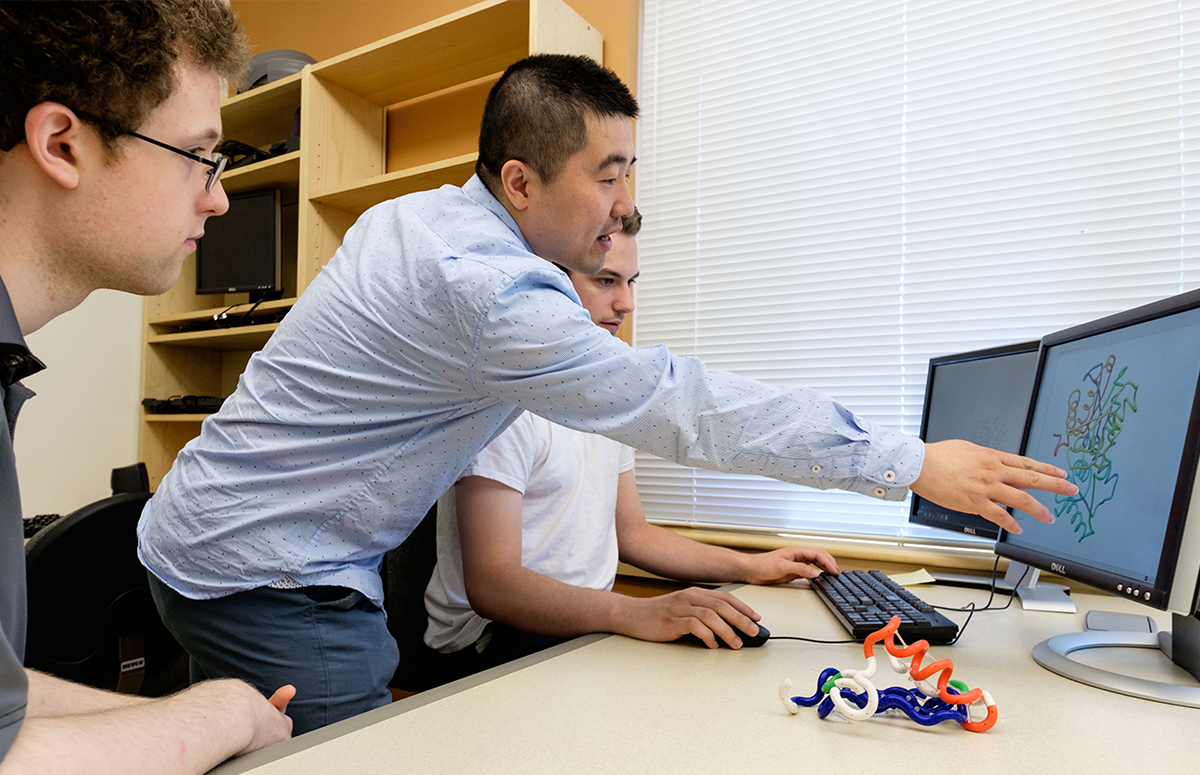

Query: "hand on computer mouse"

xmin=676 ymin=622 xmax=770 ymax=649
xmin=616 ymin=586 xmax=765 ymax=647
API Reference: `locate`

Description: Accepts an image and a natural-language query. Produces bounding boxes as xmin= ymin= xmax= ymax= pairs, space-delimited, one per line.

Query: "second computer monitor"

xmin=909 ymin=341 xmax=1041 ymax=540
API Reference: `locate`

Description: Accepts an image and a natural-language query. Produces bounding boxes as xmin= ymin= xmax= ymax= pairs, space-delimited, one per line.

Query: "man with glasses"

xmin=0 ymin=3 xmax=293 ymax=774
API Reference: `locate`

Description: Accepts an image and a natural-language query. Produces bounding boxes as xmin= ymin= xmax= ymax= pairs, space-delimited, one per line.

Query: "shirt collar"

xmin=0 ymin=273 xmax=47 ymax=389
xmin=463 ymin=175 xmax=534 ymax=254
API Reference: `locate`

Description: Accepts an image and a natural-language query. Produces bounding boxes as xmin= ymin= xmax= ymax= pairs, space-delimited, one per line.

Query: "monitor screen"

xmin=909 ymin=341 xmax=1040 ymax=540
xmin=195 ymin=188 xmax=282 ymax=296
xmin=997 ymin=290 xmax=1200 ymax=617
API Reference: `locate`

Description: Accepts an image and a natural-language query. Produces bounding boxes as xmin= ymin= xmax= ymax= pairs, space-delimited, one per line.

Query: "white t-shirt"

xmin=423 ymin=412 xmax=635 ymax=653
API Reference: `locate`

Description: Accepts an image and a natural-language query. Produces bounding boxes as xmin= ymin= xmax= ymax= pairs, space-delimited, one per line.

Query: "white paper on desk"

xmin=888 ymin=569 xmax=937 ymax=586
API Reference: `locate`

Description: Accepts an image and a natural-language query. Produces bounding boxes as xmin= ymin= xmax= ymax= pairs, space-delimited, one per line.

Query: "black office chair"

xmin=24 ymin=488 xmax=188 ymax=696
xmin=382 ymin=504 xmax=447 ymax=693
xmin=109 ymin=462 xmax=150 ymax=495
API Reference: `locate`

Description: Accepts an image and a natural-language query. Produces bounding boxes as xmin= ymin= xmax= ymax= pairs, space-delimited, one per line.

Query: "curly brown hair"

xmin=0 ymin=1 xmax=250 ymax=153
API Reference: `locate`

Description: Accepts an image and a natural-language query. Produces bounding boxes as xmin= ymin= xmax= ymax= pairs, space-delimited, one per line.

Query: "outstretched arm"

xmin=0 ymin=671 xmax=293 ymax=775
xmin=612 ymin=470 xmax=838 ymax=584
xmin=913 ymin=439 xmax=1077 ymax=534
xmin=455 ymin=475 xmax=763 ymax=650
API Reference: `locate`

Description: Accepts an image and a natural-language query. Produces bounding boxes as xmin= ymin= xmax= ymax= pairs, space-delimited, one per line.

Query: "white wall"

xmin=13 ymin=290 xmax=142 ymax=518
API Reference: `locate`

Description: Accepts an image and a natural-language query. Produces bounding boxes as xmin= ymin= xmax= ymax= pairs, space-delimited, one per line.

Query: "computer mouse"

xmin=677 ymin=623 xmax=770 ymax=648
xmin=741 ymin=622 xmax=770 ymax=647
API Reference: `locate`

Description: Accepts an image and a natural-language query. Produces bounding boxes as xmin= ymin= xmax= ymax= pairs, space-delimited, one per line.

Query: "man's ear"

xmin=499 ymin=159 xmax=539 ymax=212
xmin=23 ymin=102 xmax=86 ymax=190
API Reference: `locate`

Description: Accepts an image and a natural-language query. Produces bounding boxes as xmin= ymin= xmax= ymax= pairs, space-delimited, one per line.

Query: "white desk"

xmin=212 ymin=582 xmax=1198 ymax=775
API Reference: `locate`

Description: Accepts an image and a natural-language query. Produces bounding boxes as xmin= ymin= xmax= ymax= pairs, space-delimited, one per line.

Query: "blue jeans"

xmin=147 ymin=574 xmax=398 ymax=735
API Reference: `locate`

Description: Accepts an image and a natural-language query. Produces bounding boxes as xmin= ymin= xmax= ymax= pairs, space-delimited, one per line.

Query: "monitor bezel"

xmin=995 ymin=288 xmax=1200 ymax=615
xmin=909 ymin=340 xmax=1041 ymax=541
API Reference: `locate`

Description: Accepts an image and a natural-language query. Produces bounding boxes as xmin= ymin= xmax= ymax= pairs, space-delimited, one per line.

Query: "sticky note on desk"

xmin=888 ymin=569 xmax=937 ymax=586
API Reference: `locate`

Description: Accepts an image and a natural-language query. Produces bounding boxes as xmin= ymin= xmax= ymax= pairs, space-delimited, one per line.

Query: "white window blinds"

xmin=635 ymin=0 xmax=1200 ymax=539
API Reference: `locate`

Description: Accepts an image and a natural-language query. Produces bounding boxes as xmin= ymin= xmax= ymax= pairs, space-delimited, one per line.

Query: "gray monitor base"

xmin=1032 ymin=616 xmax=1200 ymax=708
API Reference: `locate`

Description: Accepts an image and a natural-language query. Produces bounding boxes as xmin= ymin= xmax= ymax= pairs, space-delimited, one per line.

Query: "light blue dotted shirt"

xmin=137 ymin=176 xmax=924 ymax=608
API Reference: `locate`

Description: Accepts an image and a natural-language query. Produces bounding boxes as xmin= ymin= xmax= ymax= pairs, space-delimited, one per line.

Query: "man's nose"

xmin=614 ymin=285 xmax=635 ymax=314
xmin=612 ymin=177 xmax=634 ymax=219
xmin=205 ymin=179 xmax=230 ymax=216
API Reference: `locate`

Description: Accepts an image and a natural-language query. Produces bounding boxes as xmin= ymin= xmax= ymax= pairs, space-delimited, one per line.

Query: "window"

xmin=635 ymin=0 xmax=1200 ymax=541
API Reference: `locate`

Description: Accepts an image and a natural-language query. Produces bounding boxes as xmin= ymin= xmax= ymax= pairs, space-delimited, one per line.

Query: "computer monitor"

xmin=996 ymin=288 xmax=1200 ymax=707
xmin=910 ymin=341 xmax=1040 ymax=541
xmin=195 ymin=188 xmax=282 ymax=297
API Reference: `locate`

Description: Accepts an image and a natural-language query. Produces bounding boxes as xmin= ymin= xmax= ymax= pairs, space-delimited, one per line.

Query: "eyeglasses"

xmin=126 ymin=129 xmax=227 ymax=192
xmin=75 ymin=110 xmax=227 ymax=192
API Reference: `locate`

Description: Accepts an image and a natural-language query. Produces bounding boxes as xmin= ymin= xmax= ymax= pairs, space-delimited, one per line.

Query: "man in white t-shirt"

xmin=423 ymin=209 xmax=840 ymax=678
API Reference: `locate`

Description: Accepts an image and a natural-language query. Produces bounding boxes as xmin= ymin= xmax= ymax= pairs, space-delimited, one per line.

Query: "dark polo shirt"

xmin=0 ymin=273 xmax=45 ymax=760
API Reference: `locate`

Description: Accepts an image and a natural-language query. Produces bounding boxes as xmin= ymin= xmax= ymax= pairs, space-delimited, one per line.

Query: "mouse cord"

xmin=767 ymin=635 xmax=857 ymax=645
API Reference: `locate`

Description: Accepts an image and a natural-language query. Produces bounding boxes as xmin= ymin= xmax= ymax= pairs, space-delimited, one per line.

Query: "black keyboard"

xmin=810 ymin=569 xmax=959 ymax=643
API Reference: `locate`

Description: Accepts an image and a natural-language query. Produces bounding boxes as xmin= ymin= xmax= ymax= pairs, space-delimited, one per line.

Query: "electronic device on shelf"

xmin=196 ymin=188 xmax=282 ymax=299
xmin=810 ymin=569 xmax=960 ymax=644
xmin=141 ymin=396 xmax=224 ymax=414
xmin=996 ymin=287 xmax=1200 ymax=707
xmin=217 ymin=139 xmax=274 ymax=169
xmin=23 ymin=513 xmax=62 ymax=539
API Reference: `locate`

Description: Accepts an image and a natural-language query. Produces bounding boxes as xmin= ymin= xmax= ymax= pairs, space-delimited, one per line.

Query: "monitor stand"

xmin=930 ymin=563 xmax=1074 ymax=609
xmin=1031 ymin=611 xmax=1200 ymax=707
xmin=1006 ymin=561 xmax=1075 ymax=613
xmin=249 ymin=289 xmax=284 ymax=304
xmin=930 ymin=570 xmax=1016 ymax=592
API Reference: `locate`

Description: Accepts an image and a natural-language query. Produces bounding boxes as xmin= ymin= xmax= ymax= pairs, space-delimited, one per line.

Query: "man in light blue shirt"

xmin=138 ymin=54 xmax=1076 ymax=734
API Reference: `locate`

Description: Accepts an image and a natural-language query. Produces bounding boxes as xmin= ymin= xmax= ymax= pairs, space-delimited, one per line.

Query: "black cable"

xmin=226 ymin=297 xmax=266 ymax=327
xmin=212 ymin=298 xmax=266 ymax=329
xmin=932 ymin=557 xmax=1029 ymax=613
xmin=929 ymin=557 xmax=1031 ymax=645
xmin=211 ymin=302 xmax=239 ymax=328
xmin=767 ymin=635 xmax=857 ymax=645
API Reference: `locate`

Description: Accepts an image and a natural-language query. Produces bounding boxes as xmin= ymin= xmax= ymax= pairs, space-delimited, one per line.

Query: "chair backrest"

xmin=109 ymin=462 xmax=150 ymax=495
xmin=381 ymin=504 xmax=442 ymax=693
xmin=24 ymin=492 xmax=187 ymax=696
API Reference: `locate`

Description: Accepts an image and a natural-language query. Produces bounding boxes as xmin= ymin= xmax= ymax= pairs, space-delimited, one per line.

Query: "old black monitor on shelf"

xmin=195 ymin=188 xmax=282 ymax=298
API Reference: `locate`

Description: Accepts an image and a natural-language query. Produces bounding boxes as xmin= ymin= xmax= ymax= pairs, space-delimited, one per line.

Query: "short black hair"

xmin=477 ymin=54 xmax=638 ymax=195
xmin=0 ymin=1 xmax=249 ymax=153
